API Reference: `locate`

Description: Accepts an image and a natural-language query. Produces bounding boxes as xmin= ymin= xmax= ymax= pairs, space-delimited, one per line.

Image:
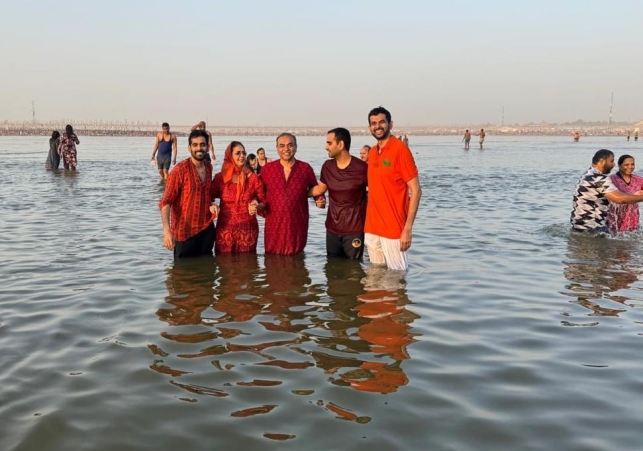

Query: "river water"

xmin=2 ymin=135 xmax=643 ymax=450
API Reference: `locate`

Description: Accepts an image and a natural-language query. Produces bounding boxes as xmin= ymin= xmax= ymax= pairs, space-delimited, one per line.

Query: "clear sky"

xmin=1 ymin=0 xmax=641 ymax=126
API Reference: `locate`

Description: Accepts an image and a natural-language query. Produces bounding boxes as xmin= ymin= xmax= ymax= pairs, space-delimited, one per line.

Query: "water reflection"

xmin=152 ymin=256 xmax=420 ymax=406
xmin=308 ymin=261 xmax=420 ymax=394
xmin=562 ymin=234 xmax=643 ymax=319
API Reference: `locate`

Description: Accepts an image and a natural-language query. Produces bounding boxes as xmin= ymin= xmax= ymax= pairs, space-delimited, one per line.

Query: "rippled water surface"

xmin=2 ymin=135 xmax=643 ymax=450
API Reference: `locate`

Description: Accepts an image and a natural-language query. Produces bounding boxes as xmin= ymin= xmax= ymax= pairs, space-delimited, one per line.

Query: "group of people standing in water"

xmin=571 ymin=149 xmax=643 ymax=235
xmin=157 ymin=106 xmax=421 ymax=271
xmin=45 ymin=124 xmax=80 ymax=170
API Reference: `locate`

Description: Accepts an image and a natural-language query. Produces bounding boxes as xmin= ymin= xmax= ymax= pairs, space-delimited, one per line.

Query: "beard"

xmin=371 ymin=125 xmax=391 ymax=140
xmin=191 ymin=150 xmax=206 ymax=161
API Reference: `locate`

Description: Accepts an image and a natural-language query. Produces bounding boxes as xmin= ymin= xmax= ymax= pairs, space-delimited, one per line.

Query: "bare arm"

xmin=151 ymin=133 xmax=160 ymax=159
xmin=308 ymin=181 xmax=327 ymax=197
xmin=160 ymin=204 xmax=174 ymax=250
xmin=172 ymin=134 xmax=177 ymax=165
xmin=207 ymin=131 xmax=215 ymax=161
xmin=400 ymin=177 xmax=422 ymax=252
xmin=605 ymin=190 xmax=643 ymax=204
xmin=190 ymin=123 xmax=200 ymax=132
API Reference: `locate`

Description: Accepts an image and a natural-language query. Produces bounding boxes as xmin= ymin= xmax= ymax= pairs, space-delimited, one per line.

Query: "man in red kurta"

xmin=259 ymin=133 xmax=323 ymax=255
xmin=159 ymin=130 xmax=216 ymax=259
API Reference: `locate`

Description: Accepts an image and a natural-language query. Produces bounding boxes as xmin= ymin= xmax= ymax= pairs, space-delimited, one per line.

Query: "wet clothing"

xmin=157 ymin=135 xmax=173 ymax=159
xmin=365 ymin=233 xmax=408 ymax=271
xmin=174 ymin=223 xmax=215 ymax=259
xmin=159 ymin=158 xmax=215 ymax=243
xmin=320 ymin=155 xmax=368 ymax=259
xmin=365 ymin=136 xmax=419 ymax=239
xmin=608 ymin=173 xmax=643 ymax=233
xmin=45 ymin=138 xmax=60 ymax=169
xmin=60 ymin=133 xmax=79 ymax=170
xmin=326 ymin=231 xmax=364 ymax=260
xmin=320 ymin=156 xmax=368 ymax=235
xmin=570 ymin=167 xmax=618 ymax=232
xmin=212 ymin=172 xmax=266 ymax=253
xmin=157 ymin=157 xmax=171 ymax=170
xmin=260 ymin=160 xmax=318 ymax=255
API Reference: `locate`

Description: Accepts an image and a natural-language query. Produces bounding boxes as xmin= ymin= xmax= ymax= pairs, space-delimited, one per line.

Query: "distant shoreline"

xmin=0 ymin=125 xmax=636 ymax=138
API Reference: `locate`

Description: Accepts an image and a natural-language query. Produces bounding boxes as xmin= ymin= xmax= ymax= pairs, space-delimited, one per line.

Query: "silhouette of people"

xmin=45 ymin=130 xmax=60 ymax=170
xmin=462 ymin=129 xmax=471 ymax=150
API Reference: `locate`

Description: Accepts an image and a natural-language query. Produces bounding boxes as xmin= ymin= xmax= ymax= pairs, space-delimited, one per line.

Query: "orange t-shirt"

xmin=365 ymin=136 xmax=419 ymax=239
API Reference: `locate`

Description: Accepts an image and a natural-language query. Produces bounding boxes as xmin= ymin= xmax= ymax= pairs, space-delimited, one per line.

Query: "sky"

xmin=1 ymin=0 xmax=641 ymax=126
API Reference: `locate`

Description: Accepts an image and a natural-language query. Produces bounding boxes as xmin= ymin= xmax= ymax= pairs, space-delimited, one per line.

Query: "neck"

xmin=377 ymin=135 xmax=391 ymax=149
xmin=280 ymin=158 xmax=295 ymax=168
xmin=335 ymin=152 xmax=351 ymax=167
xmin=621 ymin=172 xmax=631 ymax=180
xmin=191 ymin=158 xmax=205 ymax=167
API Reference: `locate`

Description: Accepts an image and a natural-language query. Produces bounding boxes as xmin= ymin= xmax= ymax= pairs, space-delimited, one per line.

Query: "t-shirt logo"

xmin=383 ymin=159 xmax=391 ymax=167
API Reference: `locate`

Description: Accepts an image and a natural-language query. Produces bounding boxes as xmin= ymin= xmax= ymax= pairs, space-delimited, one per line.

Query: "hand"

xmin=248 ymin=200 xmax=258 ymax=216
xmin=315 ymin=196 xmax=326 ymax=209
xmin=172 ymin=158 xmax=176 ymax=166
xmin=399 ymin=227 xmax=412 ymax=252
xmin=210 ymin=203 xmax=219 ymax=218
xmin=163 ymin=229 xmax=175 ymax=251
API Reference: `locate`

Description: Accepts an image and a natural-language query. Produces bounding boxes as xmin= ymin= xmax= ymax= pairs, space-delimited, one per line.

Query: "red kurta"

xmin=260 ymin=160 xmax=318 ymax=255
xmin=212 ymin=172 xmax=266 ymax=253
xmin=159 ymin=158 xmax=214 ymax=242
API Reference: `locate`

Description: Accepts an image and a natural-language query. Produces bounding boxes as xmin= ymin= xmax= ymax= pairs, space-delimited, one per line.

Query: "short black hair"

xmin=592 ymin=149 xmax=614 ymax=164
xmin=327 ymin=127 xmax=352 ymax=151
xmin=276 ymin=132 xmax=297 ymax=146
xmin=189 ymin=129 xmax=209 ymax=146
xmin=368 ymin=106 xmax=392 ymax=123
xmin=162 ymin=122 xmax=169 ymax=128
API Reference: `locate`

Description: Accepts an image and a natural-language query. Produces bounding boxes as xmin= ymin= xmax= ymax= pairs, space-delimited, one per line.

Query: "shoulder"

xmin=351 ymin=156 xmax=368 ymax=170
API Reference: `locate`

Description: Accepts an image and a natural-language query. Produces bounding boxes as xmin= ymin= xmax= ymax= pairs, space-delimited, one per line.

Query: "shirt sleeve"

xmin=597 ymin=176 xmax=618 ymax=194
xmin=398 ymin=145 xmax=419 ymax=183
xmin=159 ymin=167 xmax=181 ymax=209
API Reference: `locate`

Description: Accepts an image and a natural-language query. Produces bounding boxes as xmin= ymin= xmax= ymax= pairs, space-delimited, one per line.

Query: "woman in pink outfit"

xmin=608 ymin=155 xmax=643 ymax=233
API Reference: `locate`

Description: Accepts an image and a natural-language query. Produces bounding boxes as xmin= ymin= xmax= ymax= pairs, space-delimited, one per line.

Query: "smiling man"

xmin=259 ymin=132 xmax=322 ymax=255
xmin=310 ymin=127 xmax=368 ymax=259
xmin=571 ymin=149 xmax=643 ymax=234
xmin=365 ymin=106 xmax=421 ymax=271
xmin=159 ymin=129 xmax=216 ymax=258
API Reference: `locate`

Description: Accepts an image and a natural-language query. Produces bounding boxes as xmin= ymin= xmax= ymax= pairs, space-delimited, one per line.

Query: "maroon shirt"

xmin=320 ymin=156 xmax=368 ymax=235
xmin=159 ymin=158 xmax=214 ymax=242
xmin=260 ymin=160 xmax=318 ymax=255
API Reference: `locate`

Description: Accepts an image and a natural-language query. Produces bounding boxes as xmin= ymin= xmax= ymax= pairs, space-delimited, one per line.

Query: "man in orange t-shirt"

xmin=365 ymin=106 xmax=422 ymax=270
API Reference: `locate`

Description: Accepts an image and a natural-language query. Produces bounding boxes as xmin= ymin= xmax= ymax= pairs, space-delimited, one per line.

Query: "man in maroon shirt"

xmin=159 ymin=130 xmax=217 ymax=258
xmin=310 ymin=127 xmax=368 ymax=259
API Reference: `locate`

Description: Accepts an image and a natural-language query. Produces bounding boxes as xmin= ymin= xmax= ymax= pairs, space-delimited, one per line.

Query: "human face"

xmin=600 ymin=155 xmax=616 ymax=174
xmin=231 ymin=144 xmax=247 ymax=168
xmin=369 ymin=113 xmax=393 ymax=141
xmin=276 ymin=136 xmax=297 ymax=162
xmin=257 ymin=149 xmax=265 ymax=160
xmin=189 ymin=136 xmax=208 ymax=161
xmin=325 ymin=133 xmax=342 ymax=159
xmin=162 ymin=126 xmax=170 ymax=134
xmin=359 ymin=146 xmax=369 ymax=162
xmin=619 ymin=157 xmax=635 ymax=176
